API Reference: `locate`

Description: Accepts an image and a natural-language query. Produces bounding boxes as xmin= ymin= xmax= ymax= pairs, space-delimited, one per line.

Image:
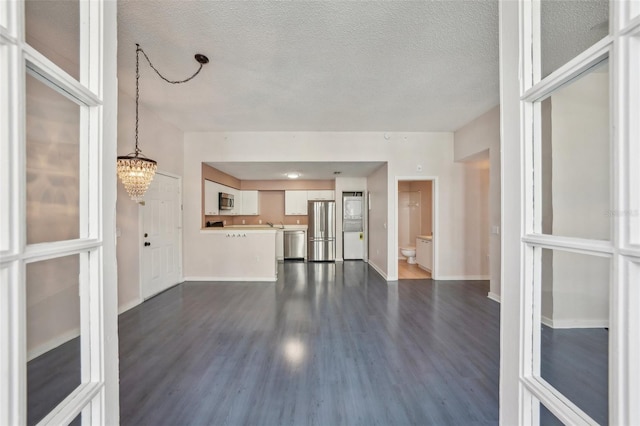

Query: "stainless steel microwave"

xmin=219 ymin=192 xmax=234 ymax=210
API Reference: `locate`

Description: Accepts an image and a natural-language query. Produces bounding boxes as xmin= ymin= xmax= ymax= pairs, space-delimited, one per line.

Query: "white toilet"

xmin=400 ymin=246 xmax=417 ymax=264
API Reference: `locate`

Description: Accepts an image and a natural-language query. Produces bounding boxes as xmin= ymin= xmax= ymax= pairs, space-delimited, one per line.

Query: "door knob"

xmin=144 ymin=242 xmax=151 ymax=246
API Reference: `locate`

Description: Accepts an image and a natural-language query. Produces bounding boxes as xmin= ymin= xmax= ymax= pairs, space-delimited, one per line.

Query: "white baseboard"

xmin=28 ymin=327 xmax=80 ymax=361
xmin=418 ymin=265 xmax=432 ymax=273
xmin=367 ymin=261 xmax=388 ymax=280
xmin=541 ymin=316 xmax=609 ymax=329
xmin=118 ymin=298 xmax=141 ymax=315
xmin=487 ymin=292 xmax=501 ymax=303
xmin=183 ymin=276 xmax=277 ymax=282
xmin=541 ymin=315 xmax=554 ymax=328
xmin=437 ymin=275 xmax=491 ymax=281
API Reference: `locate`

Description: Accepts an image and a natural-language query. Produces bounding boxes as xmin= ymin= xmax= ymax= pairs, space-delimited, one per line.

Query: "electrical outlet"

xmin=242 ymin=219 xmax=245 ymax=224
xmin=296 ymin=219 xmax=300 ymax=224
xmin=416 ymin=164 xmax=423 ymax=172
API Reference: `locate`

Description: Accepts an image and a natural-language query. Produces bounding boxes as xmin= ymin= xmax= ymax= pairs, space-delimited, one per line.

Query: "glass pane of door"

xmin=26 ymin=254 xmax=81 ymax=425
xmin=539 ymin=248 xmax=609 ymax=424
xmin=537 ymin=60 xmax=610 ymax=241
xmin=538 ymin=400 xmax=564 ymax=426
xmin=541 ymin=0 xmax=608 ymax=78
xmin=26 ymin=73 xmax=81 ymax=244
xmin=25 ymin=0 xmax=80 ymax=80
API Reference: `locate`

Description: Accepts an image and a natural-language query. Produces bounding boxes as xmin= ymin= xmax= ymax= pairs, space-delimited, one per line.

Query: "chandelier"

xmin=117 ymin=43 xmax=209 ymax=201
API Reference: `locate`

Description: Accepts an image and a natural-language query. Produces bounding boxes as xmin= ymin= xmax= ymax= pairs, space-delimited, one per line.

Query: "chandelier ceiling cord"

xmin=117 ymin=43 xmax=209 ymax=201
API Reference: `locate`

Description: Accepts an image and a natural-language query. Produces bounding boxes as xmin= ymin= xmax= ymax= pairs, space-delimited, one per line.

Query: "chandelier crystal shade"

xmin=117 ymin=153 xmax=157 ymax=201
xmin=117 ymin=43 xmax=209 ymax=201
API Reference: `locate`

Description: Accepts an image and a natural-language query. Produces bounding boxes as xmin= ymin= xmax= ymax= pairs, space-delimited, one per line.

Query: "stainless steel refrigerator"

xmin=307 ymin=200 xmax=336 ymax=261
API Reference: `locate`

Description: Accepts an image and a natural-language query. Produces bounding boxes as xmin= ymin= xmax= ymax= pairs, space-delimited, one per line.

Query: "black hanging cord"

xmin=133 ymin=43 xmax=208 ymax=157
xmin=136 ymin=43 xmax=207 ymax=84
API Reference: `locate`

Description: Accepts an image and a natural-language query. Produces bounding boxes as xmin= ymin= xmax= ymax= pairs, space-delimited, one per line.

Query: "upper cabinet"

xmin=307 ymin=190 xmax=334 ymax=201
xmin=285 ymin=190 xmax=335 ymax=215
xmin=241 ymin=190 xmax=259 ymax=215
xmin=204 ymin=180 xmax=219 ymax=216
xmin=207 ymin=183 xmax=334 ymax=217
xmin=285 ymin=190 xmax=308 ymax=215
xmin=204 ymin=182 xmax=260 ymax=216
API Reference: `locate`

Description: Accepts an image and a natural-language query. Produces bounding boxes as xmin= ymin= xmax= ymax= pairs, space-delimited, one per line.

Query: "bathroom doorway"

xmin=396 ymin=178 xmax=435 ymax=279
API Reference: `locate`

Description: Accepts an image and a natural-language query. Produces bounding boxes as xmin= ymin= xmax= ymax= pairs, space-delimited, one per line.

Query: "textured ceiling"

xmin=117 ymin=0 xmax=500 ymax=132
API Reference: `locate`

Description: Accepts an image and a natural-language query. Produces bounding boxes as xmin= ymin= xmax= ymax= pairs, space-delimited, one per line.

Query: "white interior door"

xmin=141 ymin=173 xmax=182 ymax=299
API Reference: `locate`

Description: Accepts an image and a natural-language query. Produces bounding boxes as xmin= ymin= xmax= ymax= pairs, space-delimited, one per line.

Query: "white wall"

xmin=116 ymin=90 xmax=184 ymax=311
xmin=461 ymin=161 xmax=490 ymax=278
xmin=549 ymin=71 xmax=609 ymax=327
xmin=454 ymin=105 xmax=501 ymax=296
xmin=183 ymin=131 xmax=482 ymax=281
xmin=367 ymin=164 xmax=388 ymax=276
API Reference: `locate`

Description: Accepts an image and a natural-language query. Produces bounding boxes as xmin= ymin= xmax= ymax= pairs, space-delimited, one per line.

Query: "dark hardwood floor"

xmin=30 ymin=261 xmax=502 ymax=425
xmin=27 ymin=261 xmax=613 ymax=425
xmin=117 ymin=261 xmax=500 ymax=425
xmin=541 ymin=325 xmax=608 ymax=425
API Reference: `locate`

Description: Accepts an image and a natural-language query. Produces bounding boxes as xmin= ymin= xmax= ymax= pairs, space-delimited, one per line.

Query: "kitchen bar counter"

xmin=189 ymin=228 xmax=278 ymax=281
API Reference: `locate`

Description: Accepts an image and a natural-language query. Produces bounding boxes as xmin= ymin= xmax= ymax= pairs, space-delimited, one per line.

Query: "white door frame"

xmin=138 ymin=170 xmax=183 ymax=301
xmin=393 ymin=176 xmax=438 ymax=280
xmin=500 ymin=0 xmax=640 ymax=424
xmin=0 ymin=1 xmax=118 ymax=424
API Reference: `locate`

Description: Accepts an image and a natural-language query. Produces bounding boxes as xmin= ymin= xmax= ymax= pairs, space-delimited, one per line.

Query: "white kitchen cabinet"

xmin=241 ymin=190 xmax=260 ymax=215
xmin=307 ymin=190 xmax=334 ymax=200
xmin=416 ymin=238 xmax=432 ymax=271
xmin=204 ymin=180 xmax=219 ymax=216
xmin=285 ymin=190 xmax=308 ymax=215
xmin=276 ymin=229 xmax=284 ymax=260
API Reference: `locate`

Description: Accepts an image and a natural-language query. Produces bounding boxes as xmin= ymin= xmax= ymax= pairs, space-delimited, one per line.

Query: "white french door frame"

xmin=500 ymin=0 xmax=640 ymax=425
xmin=0 ymin=1 xmax=118 ymax=425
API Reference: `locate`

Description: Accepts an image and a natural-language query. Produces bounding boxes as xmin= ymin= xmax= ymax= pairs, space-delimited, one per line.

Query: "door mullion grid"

xmin=520 ymin=0 xmax=626 ymax=424
xmin=1 ymin=0 xmax=107 ymax=424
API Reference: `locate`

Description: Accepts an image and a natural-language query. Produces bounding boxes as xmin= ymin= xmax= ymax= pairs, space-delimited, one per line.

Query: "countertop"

xmin=417 ymin=235 xmax=433 ymax=241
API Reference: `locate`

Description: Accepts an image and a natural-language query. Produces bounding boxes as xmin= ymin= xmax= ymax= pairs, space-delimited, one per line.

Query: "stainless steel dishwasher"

xmin=284 ymin=230 xmax=305 ymax=260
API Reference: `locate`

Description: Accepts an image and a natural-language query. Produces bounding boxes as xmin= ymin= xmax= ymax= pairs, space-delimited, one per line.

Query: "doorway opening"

xmin=395 ymin=177 xmax=436 ymax=280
